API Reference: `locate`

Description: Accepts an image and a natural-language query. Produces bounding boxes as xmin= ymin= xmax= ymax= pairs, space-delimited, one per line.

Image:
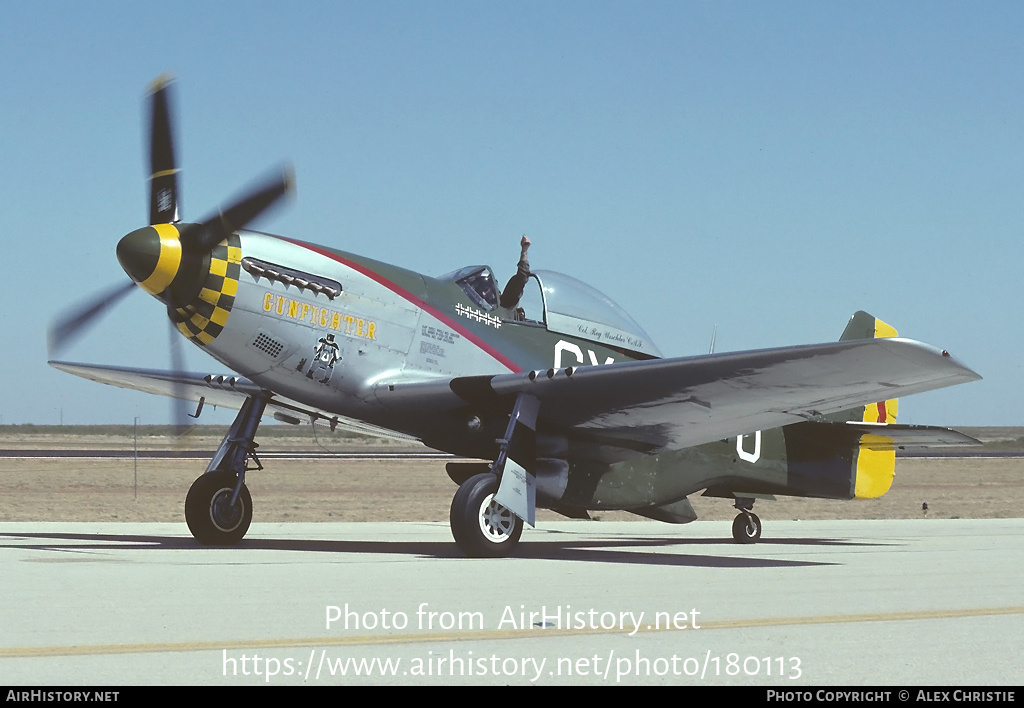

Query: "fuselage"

xmin=168 ymin=231 xmax=654 ymax=453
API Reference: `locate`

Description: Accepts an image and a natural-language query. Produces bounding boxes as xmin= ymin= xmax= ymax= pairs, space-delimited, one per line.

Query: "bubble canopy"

xmin=439 ymin=266 xmax=662 ymax=358
xmin=533 ymin=270 xmax=662 ymax=358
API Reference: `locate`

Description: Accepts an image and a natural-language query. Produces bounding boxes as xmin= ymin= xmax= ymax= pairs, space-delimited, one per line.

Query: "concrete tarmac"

xmin=0 ymin=519 xmax=1021 ymax=686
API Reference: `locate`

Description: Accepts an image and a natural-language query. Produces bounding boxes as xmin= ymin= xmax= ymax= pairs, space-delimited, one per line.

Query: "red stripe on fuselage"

xmin=278 ymin=236 xmax=522 ymax=373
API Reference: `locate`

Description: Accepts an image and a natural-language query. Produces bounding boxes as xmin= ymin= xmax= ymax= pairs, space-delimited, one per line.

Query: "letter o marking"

xmin=736 ymin=431 xmax=761 ymax=463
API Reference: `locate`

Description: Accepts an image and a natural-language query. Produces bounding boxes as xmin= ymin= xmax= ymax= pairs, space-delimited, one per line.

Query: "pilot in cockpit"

xmin=499 ymin=235 xmax=531 ymax=320
xmin=461 ymin=269 xmax=498 ymax=308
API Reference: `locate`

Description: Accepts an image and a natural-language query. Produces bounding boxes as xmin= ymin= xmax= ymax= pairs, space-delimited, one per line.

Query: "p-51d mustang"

xmin=49 ymin=78 xmax=981 ymax=557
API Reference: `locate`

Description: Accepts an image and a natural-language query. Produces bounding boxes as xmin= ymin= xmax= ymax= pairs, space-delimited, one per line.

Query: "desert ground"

xmin=0 ymin=425 xmax=1020 ymax=524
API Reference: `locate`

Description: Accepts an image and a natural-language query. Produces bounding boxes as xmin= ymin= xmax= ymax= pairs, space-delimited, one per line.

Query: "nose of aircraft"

xmin=117 ymin=223 xmax=209 ymax=309
xmin=116 ymin=224 xmax=183 ymax=296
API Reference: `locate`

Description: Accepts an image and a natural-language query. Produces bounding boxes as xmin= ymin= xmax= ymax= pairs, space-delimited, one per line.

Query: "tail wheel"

xmin=185 ymin=472 xmax=252 ymax=545
xmin=731 ymin=512 xmax=761 ymax=544
xmin=450 ymin=473 xmax=523 ymax=558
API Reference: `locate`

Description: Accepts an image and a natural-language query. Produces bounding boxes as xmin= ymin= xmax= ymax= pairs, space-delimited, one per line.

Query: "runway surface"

xmin=0 ymin=519 xmax=1021 ymax=685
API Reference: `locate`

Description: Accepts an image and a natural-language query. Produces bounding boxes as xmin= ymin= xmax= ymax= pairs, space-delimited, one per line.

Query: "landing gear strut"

xmin=185 ymin=394 xmax=266 ymax=545
xmin=731 ymin=498 xmax=761 ymax=544
xmin=449 ymin=392 xmax=538 ymax=558
xmin=450 ymin=473 xmax=523 ymax=558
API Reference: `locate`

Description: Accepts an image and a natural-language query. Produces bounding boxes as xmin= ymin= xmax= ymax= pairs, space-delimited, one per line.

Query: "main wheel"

xmin=732 ymin=511 xmax=761 ymax=544
xmin=185 ymin=472 xmax=252 ymax=545
xmin=450 ymin=473 xmax=523 ymax=558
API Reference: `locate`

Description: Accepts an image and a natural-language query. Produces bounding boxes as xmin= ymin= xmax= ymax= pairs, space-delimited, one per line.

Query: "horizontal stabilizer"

xmin=844 ymin=422 xmax=981 ymax=449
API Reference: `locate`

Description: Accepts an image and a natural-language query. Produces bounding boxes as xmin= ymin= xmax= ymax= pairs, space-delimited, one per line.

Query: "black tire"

xmin=450 ymin=473 xmax=523 ymax=558
xmin=185 ymin=472 xmax=252 ymax=545
xmin=732 ymin=512 xmax=761 ymax=544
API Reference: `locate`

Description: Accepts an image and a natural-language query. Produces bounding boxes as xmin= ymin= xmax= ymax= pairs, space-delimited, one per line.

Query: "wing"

xmin=381 ymin=337 xmax=980 ymax=456
xmin=49 ymin=360 xmax=416 ymax=440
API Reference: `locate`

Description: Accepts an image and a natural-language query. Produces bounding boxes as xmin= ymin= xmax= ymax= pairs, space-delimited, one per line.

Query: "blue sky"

xmin=2 ymin=2 xmax=1021 ymax=426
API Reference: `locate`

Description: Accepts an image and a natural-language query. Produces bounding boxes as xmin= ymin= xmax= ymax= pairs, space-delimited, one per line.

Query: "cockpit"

xmin=440 ymin=265 xmax=662 ymax=358
xmin=442 ymin=265 xmax=501 ymax=311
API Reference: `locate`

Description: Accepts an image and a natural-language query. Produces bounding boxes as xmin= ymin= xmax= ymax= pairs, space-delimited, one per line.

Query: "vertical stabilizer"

xmin=838 ymin=311 xmax=899 ymax=424
xmin=838 ymin=311 xmax=898 ymax=497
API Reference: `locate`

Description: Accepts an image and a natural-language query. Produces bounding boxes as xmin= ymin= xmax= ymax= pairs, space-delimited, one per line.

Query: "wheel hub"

xmin=210 ymin=488 xmax=244 ymax=532
xmin=478 ymin=494 xmax=516 ymax=543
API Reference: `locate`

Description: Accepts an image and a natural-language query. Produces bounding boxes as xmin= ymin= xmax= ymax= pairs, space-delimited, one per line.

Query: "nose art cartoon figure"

xmin=306 ymin=333 xmax=340 ymax=383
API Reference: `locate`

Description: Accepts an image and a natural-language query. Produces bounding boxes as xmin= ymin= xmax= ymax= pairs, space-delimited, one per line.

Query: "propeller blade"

xmin=48 ymin=280 xmax=136 ymax=357
xmin=148 ymin=74 xmax=180 ymax=225
xmin=186 ymin=166 xmax=294 ymax=253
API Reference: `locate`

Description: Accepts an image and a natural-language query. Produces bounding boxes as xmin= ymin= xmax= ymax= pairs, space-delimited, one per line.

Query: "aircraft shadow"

xmin=0 ymin=530 xmax=890 ymax=569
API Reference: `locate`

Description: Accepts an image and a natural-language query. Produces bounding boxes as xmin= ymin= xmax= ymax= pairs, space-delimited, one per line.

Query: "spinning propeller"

xmin=48 ymin=75 xmax=293 ymax=427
